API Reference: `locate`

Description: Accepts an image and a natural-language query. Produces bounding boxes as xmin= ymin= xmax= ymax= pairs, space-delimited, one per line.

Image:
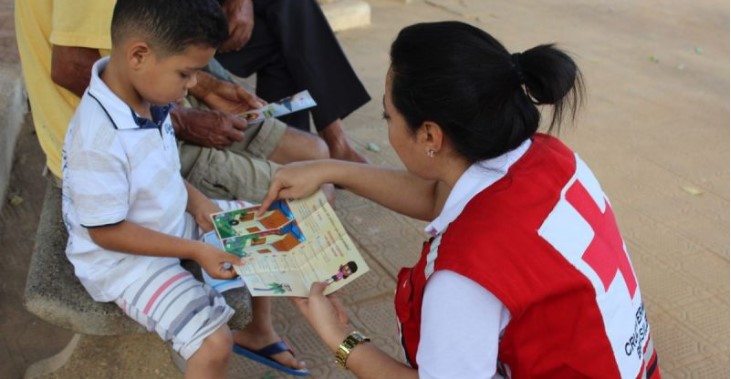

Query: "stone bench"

xmin=23 ymin=181 xmax=253 ymax=378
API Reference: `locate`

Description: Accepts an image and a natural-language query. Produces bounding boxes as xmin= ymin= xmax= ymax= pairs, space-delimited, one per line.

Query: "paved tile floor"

xmin=1 ymin=0 xmax=728 ymax=378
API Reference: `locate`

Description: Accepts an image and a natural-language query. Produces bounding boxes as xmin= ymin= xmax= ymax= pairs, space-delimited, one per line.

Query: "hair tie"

xmin=511 ymin=52 xmax=525 ymax=85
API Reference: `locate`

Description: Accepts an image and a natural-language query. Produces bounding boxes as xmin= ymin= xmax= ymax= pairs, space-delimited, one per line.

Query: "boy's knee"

xmin=198 ymin=326 xmax=233 ymax=361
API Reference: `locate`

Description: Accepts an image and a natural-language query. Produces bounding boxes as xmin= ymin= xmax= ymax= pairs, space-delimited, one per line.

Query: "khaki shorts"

xmin=179 ymin=118 xmax=285 ymax=203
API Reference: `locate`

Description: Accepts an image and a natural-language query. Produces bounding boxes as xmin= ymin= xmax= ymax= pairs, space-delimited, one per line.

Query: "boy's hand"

xmin=193 ymin=201 xmax=221 ymax=233
xmin=171 ymin=107 xmax=247 ymax=149
xmin=196 ymin=242 xmax=245 ymax=280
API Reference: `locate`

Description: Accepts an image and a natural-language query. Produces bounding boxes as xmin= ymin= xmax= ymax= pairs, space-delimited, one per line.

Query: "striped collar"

xmin=87 ymin=57 xmax=173 ymax=130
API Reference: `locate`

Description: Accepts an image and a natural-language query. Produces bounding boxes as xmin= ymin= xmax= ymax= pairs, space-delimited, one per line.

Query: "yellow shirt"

xmin=15 ymin=0 xmax=113 ymax=177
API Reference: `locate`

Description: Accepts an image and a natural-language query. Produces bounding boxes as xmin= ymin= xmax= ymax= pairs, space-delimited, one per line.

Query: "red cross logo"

xmin=565 ymin=181 xmax=637 ymax=298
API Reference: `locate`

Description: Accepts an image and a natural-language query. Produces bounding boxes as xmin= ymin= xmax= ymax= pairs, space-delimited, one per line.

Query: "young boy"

xmin=61 ymin=0 xmax=308 ymax=377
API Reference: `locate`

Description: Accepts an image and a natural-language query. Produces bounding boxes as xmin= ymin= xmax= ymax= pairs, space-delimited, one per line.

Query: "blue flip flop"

xmin=233 ymin=340 xmax=310 ymax=377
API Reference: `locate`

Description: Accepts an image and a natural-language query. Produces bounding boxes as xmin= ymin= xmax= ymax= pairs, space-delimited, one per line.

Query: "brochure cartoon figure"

xmin=325 ymin=261 xmax=359 ymax=284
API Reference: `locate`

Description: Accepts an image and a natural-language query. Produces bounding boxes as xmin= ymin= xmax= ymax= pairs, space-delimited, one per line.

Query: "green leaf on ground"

xmin=681 ymin=185 xmax=703 ymax=196
xmin=9 ymin=195 xmax=23 ymax=206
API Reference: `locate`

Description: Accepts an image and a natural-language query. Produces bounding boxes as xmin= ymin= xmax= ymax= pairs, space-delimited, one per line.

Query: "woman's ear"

xmin=418 ymin=121 xmax=445 ymax=153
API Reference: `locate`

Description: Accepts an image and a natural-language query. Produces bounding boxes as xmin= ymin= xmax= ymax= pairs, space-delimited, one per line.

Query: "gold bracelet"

xmin=334 ymin=331 xmax=370 ymax=369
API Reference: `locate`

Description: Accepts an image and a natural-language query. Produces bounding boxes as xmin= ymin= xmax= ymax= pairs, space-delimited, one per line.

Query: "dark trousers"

xmin=215 ymin=0 xmax=371 ymax=133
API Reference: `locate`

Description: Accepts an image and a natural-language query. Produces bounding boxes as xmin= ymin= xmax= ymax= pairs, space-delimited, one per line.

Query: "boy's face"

xmin=132 ymin=44 xmax=216 ymax=106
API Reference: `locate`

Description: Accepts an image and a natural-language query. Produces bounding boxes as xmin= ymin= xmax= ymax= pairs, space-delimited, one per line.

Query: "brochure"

xmin=239 ymin=90 xmax=317 ymax=124
xmin=206 ymin=190 xmax=369 ymax=297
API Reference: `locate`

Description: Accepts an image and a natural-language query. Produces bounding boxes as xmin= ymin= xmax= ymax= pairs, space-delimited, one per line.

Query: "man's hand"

xmin=219 ymin=0 xmax=255 ymax=52
xmin=171 ymin=107 xmax=247 ymax=149
xmin=190 ymin=71 xmax=264 ymax=114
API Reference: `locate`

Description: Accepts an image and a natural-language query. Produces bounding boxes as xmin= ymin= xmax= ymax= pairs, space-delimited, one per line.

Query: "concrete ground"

xmin=1 ymin=0 xmax=728 ymax=378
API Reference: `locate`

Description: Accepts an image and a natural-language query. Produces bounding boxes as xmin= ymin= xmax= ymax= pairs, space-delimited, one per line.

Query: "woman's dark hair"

xmin=389 ymin=21 xmax=584 ymax=162
xmin=111 ymin=0 xmax=228 ymax=56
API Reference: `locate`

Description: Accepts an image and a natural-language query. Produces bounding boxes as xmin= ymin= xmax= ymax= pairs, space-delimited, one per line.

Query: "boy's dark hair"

xmin=389 ymin=21 xmax=584 ymax=163
xmin=111 ymin=0 xmax=228 ymax=56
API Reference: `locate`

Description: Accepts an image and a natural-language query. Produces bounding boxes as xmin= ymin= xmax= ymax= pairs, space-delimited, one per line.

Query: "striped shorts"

xmin=114 ymin=199 xmax=251 ymax=359
xmin=115 ymin=259 xmax=235 ymax=360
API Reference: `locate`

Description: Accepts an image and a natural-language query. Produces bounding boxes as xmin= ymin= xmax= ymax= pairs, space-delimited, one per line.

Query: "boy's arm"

xmin=87 ymin=222 xmax=243 ymax=279
xmin=184 ymin=179 xmax=221 ymax=233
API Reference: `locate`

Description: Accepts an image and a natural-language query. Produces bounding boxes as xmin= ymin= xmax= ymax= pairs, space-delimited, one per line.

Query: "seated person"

xmin=15 ymin=0 xmax=333 ymax=203
xmin=61 ymin=0 xmax=308 ymax=376
xmin=215 ymin=0 xmax=372 ymax=163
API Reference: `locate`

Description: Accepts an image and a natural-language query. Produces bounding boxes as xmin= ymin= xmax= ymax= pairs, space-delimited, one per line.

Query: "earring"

xmin=427 ymin=149 xmax=435 ymax=158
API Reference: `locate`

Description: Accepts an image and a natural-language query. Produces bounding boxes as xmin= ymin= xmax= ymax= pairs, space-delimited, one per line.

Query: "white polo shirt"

xmin=62 ymin=57 xmax=192 ymax=302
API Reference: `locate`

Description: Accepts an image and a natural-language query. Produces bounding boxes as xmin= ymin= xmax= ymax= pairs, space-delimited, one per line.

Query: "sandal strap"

xmin=254 ymin=340 xmax=293 ymax=357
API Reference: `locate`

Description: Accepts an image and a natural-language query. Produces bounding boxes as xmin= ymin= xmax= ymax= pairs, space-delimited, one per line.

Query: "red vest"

xmin=395 ymin=135 xmax=660 ymax=378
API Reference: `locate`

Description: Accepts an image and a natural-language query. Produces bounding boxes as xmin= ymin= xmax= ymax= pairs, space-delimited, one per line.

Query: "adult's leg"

xmin=216 ymin=0 xmax=370 ymax=161
xmin=239 ymin=119 xmax=330 ymax=164
xmin=215 ymin=11 xmax=310 ymax=131
xmin=179 ymin=118 xmax=334 ymax=204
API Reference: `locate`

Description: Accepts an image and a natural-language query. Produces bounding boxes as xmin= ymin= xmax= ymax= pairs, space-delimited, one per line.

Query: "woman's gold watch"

xmin=334 ymin=331 xmax=371 ymax=369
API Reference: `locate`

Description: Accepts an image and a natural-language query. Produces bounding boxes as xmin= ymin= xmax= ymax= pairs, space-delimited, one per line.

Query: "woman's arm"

xmin=262 ymin=160 xmax=450 ymax=221
xmin=293 ymin=283 xmax=419 ymax=379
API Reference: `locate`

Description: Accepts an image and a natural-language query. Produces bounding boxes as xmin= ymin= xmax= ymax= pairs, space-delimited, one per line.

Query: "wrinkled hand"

xmin=171 ymin=107 xmax=247 ymax=149
xmin=219 ymin=0 xmax=255 ymax=52
xmin=258 ymin=161 xmax=328 ymax=213
xmin=196 ymin=242 xmax=245 ymax=280
xmin=292 ymin=282 xmax=351 ymax=350
xmin=198 ymin=73 xmax=265 ymax=114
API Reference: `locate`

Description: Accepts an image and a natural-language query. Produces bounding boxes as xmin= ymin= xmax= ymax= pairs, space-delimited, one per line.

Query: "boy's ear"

xmin=417 ymin=121 xmax=444 ymax=153
xmin=127 ymin=42 xmax=152 ymax=70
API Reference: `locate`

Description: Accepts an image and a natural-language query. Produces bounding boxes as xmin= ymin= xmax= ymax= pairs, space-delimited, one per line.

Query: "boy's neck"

xmin=101 ymin=56 xmax=152 ymax=119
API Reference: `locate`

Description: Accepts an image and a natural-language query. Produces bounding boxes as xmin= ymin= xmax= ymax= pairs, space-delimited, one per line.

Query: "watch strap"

xmin=335 ymin=331 xmax=371 ymax=369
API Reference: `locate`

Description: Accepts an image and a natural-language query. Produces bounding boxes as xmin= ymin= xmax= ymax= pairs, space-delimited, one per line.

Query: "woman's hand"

xmin=292 ymin=282 xmax=351 ymax=352
xmin=259 ymin=161 xmax=332 ymax=213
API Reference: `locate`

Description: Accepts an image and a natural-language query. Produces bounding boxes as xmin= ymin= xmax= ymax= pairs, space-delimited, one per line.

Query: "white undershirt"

xmin=418 ymin=271 xmax=511 ymax=379
xmin=415 ymin=139 xmax=531 ymax=378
